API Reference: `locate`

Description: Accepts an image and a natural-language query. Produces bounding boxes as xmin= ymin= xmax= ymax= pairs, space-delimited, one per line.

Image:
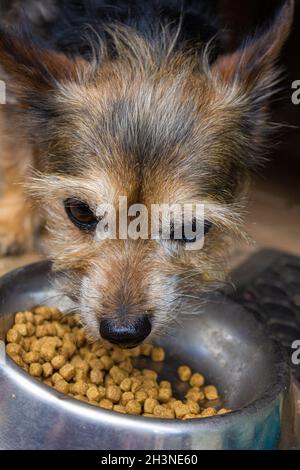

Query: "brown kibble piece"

xmin=204 ymin=385 xmax=219 ymax=401
xmin=90 ymin=369 xmax=104 ymax=385
xmin=42 ymin=362 xmax=53 ymax=378
xmin=29 ymin=363 xmax=43 ymax=377
xmin=120 ymin=377 xmax=132 ymax=392
xmin=151 ymin=347 xmax=165 ymax=362
xmin=23 ymin=351 xmax=40 ymax=364
xmin=144 ymin=398 xmax=159 ymax=414
xmin=178 ymin=365 xmax=192 ymax=382
xmin=86 ymin=386 xmax=101 ymax=402
xmin=51 ymin=355 xmax=66 ymax=369
xmin=71 ymin=380 xmax=89 ymax=396
xmin=121 ymin=391 xmax=135 ymax=406
xmin=110 ymin=365 xmax=128 ymax=385
xmin=201 ymin=407 xmax=217 ymax=417
xmin=6 ymin=328 xmax=21 ymax=343
xmin=190 ymin=373 xmax=205 ymax=388
xmin=158 ymin=387 xmax=172 ymax=403
xmin=99 ymin=398 xmax=113 ymax=410
xmin=6 ymin=343 xmax=23 ymax=357
xmin=153 ymin=405 xmax=174 ymax=419
xmin=106 ymin=385 xmax=121 ymax=403
xmin=59 ymin=364 xmax=76 ymax=381
xmin=54 ymin=379 xmax=70 ymax=394
xmin=113 ymin=405 xmax=126 ymax=414
xmin=125 ymin=399 xmax=142 ymax=415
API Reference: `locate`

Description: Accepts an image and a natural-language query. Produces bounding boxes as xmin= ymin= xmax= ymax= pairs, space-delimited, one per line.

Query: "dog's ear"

xmin=212 ymin=0 xmax=294 ymax=94
xmin=0 ymin=28 xmax=88 ymax=100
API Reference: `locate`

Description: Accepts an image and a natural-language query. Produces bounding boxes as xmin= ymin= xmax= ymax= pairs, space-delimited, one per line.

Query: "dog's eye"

xmin=64 ymin=198 xmax=98 ymax=231
xmin=170 ymin=219 xmax=212 ymax=243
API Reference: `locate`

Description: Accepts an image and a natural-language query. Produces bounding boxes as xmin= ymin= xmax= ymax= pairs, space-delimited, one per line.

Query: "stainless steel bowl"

xmin=0 ymin=261 xmax=291 ymax=450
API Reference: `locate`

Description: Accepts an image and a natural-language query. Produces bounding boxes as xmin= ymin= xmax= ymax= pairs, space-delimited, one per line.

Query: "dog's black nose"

xmin=100 ymin=316 xmax=151 ymax=348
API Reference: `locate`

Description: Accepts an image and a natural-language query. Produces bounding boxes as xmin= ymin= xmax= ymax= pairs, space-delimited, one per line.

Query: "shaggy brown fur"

xmin=0 ymin=0 xmax=294 ymax=342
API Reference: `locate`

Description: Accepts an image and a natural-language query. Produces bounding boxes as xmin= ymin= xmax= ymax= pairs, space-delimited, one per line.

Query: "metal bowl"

xmin=0 ymin=261 xmax=291 ymax=450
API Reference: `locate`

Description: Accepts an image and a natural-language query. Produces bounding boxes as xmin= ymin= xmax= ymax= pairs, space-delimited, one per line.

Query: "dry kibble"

xmin=131 ymin=378 xmax=143 ymax=393
xmin=86 ymin=386 xmax=101 ymax=402
xmin=23 ymin=351 xmax=40 ymax=364
xmin=153 ymin=405 xmax=174 ymax=419
xmin=26 ymin=323 xmax=36 ymax=336
xmin=218 ymin=408 xmax=231 ymax=415
xmin=6 ymin=306 xmax=228 ymax=420
xmin=90 ymin=369 xmax=104 ymax=385
xmin=14 ymin=323 xmax=28 ymax=337
xmin=111 ymin=349 xmax=127 ymax=363
xmin=75 ymin=368 xmax=87 ymax=382
xmin=101 ymin=355 xmax=114 ymax=370
xmin=119 ymin=359 xmax=133 ymax=374
xmin=125 ymin=399 xmax=142 ymax=415
xmin=72 ymin=380 xmax=89 ymax=396
xmin=15 ymin=313 xmax=26 ymax=324
xmin=42 ymin=362 xmax=53 ymax=378
xmin=135 ymin=390 xmax=148 ymax=404
xmin=185 ymin=387 xmax=205 ymax=402
xmin=151 ymin=347 xmax=165 ymax=362
xmin=54 ymin=379 xmax=70 ymax=394
xmin=6 ymin=343 xmax=23 ymax=357
xmin=178 ymin=365 xmax=192 ymax=382
xmin=121 ymin=391 xmax=135 ymax=406
xmin=24 ymin=311 xmax=35 ymax=323
xmin=160 ymin=380 xmax=171 ymax=389
xmin=174 ymin=402 xmax=190 ymax=419
xmin=105 ymin=375 xmax=116 ymax=387
xmin=51 ymin=355 xmax=66 ymax=369
xmin=186 ymin=400 xmax=200 ymax=415
xmin=99 ymin=398 xmax=113 ymax=410
xmin=113 ymin=405 xmax=126 ymax=414
xmin=201 ymin=407 xmax=217 ymax=417
xmin=128 ymin=346 xmax=141 ymax=358
xmin=110 ymin=366 xmax=128 ymax=385
xmin=144 ymin=398 xmax=159 ymax=414
xmin=29 ymin=363 xmax=43 ymax=377
xmin=106 ymin=385 xmax=122 ymax=403
xmin=204 ymin=385 xmax=219 ymax=401
xmin=158 ymin=387 xmax=172 ymax=403
xmin=142 ymin=369 xmax=158 ymax=381
xmin=89 ymin=358 xmax=104 ymax=370
xmin=60 ymin=364 xmax=76 ymax=381
xmin=182 ymin=414 xmax=199 ymax=420
xmin=6 ymin=328 xmax=21 ymax=344
xmin=40 ymin=344 xmax=56 ymax=362
xmin=190 ymin=373 xmax=205 ymax=388
xmin=141 ymin=343 xmax=153 ymax=356
xmin=120 ymin=377 xmax=132 ymax=392
xmin=36 ymin=325 xmax=48 ymax=338
xmin=61 ymin=341 xmax=76 ymax=359
xmin=52 ymin=372 xmax=63 ymax=384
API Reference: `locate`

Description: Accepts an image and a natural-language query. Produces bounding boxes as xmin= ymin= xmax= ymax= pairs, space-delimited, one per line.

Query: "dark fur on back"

xmin=0 ymin=0 xmax=221 ymax=58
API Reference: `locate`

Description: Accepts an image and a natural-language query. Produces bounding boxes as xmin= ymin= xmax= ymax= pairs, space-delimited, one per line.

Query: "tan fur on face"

xmin=0 ymin=1 xmax=294 ymax=340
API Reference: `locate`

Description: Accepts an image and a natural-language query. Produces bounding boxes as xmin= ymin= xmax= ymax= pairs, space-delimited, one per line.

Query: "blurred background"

xmin=221 ymin=0 xmax=300 ymax=265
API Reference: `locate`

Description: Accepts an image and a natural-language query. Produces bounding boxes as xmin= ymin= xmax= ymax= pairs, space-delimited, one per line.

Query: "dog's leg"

xmin=0 ymin=111 xmax=36 ymax=255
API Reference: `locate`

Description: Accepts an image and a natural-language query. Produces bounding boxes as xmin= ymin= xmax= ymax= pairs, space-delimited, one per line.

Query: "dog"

xmin=0 ymin=0 xmax=294 ymax=347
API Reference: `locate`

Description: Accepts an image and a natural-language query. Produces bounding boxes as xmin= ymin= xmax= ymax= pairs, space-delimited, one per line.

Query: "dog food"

xmin=5 ymin=306 xmax=231 ymax=420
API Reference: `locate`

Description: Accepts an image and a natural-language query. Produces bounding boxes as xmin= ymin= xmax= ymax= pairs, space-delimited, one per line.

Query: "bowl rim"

xmin=0 ymin=261 xmax=290 ymax=431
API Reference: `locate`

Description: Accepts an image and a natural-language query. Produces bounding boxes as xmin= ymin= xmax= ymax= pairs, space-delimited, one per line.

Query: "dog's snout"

xmin=100 ymin=316 xmax=151 ymax=348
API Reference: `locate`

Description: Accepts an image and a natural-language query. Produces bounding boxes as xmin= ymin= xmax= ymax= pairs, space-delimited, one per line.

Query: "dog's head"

xmin=0 ymin=1 xmax=294 ymax=346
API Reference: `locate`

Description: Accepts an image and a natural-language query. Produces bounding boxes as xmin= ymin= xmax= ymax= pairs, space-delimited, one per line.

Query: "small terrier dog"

xmin=0 ymin=0 xmax=294 ymax=347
